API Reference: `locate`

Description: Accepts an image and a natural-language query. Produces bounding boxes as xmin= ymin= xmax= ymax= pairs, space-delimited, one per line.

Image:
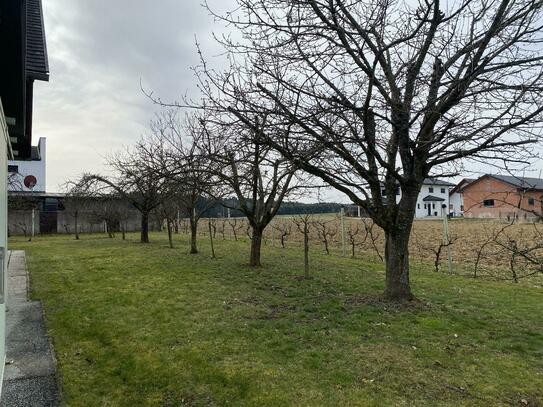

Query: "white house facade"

xmin=8 ymin=137 xmax=47 ymax=192
xmin=382 ymin=178 xmax=455 ymax=218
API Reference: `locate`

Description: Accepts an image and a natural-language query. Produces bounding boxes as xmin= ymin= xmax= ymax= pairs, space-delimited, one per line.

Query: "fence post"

xmin=31 ymin=208 xmax=35 ymax=239
xmin=341 ymin=207 xmax=346 ymax=257
xmin=442 ymin=205 xmax=452 ymax=273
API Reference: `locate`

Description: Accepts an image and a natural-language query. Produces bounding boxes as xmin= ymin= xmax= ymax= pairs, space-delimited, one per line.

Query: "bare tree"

xmin=8 ymin=195 xmax=39 ymax=239
xmin=197 ymin=0 xmax=543 ymax=300
xmin=293 ymin=214 xmax=313 ymax=279
xmin=195 ymin=110 xmax=301 ymax=267
xmin=63 ymin=181 xmax=93 ymax=240
xmin=78 ymin=138 xmax=170 ymax=243
xmin=273 ymin=222 xmax=291 ymax=248
xmin=313 ymin=217 xmax=337 ymax=255
xmin=148 ymin=113 xmax=222 ymax=254
xmin=159 ymin=196 xmax=180 ymax=248
xmin=227 ymin=217 xmax=243 ymax=241
xmin=491 ymin=222 xmax=543 ymax=282
xmin=347 ymin=222 xmax=361 ymax=258
xmin=93 ymin=195 xmax=128 ymax=239
xmin=361 ymin=219 xmax=384 ymax=262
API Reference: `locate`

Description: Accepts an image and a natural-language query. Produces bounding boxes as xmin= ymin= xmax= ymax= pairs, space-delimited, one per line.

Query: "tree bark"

xmin=74 ymin=210 xmax=79 ymax=240
xmin=249 ymin=225 xmax=264 ymax=267
xmin=384 ymin=229 xmax=413 ymax=300
xmin=382 ymin=187 xmax=420 ymax=301
xmin=141 ymin=211 xmax=150 ymax=243
xmin=189 ymin=216 xmax=198 ymax=254
xmin=167 ymin=219 xmax=173 ymax=248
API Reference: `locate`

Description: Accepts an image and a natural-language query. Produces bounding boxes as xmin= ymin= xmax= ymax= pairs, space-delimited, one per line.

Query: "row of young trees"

xmin=71 ymin=108 xmax=302 ymax=268
xmin=79 ymin=0 xmax=543 ymax=301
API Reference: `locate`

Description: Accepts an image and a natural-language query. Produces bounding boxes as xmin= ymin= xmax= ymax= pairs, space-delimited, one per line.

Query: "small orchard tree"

xmin=196 ymin=111 xmax=302 ymax=267
xmin=293 ymin=214 xmax=313 ymax=279
xmin=159 ymin=194 xmax=181 ymax=249
xmin=63 ymin=181 xmax=94 ymax=240
xmin=8 ymin=195 xmax=39 ymax=238
xmin=149 ymin=111 xmax=223 ymax=254
xmin=78 ymin=138 xmax=170 ymax=243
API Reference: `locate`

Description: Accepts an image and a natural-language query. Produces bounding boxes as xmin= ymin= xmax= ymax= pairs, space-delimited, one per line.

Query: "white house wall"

xmin=449 ymin=192 xmax=463 ymax=217
xmin=387 ymin=183 xmax=451 ymax=218
xmin=8 ymin=137 xmax=46 ymax=192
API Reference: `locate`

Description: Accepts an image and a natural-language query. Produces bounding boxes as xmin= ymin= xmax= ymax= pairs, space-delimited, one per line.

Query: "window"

xmin=381 ymin=189 xmax=386 ymax=197
xmin=432 ymin=203 xmax=435 ymax=209
xmin=429 ymin=187 xmax=434 ymax=193
xmin=424 ymin=204 xmax=427 ymax=209
xmin=460 ymin=205 xmax=464 ymax=211
xmin=528 ymin=197 xmax=535 ymax=206
xmin=8 ymin=165 xmax=18 ymax=173
xmin=441 ymin=188 xmax=446 ymax=194
xmin=483 ymin=199 xmax=495 ymax=207
xmin=417 ymin=204 xmax=420 ymax=209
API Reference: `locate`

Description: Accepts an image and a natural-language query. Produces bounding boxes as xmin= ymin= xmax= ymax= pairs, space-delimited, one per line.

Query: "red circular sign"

xmin=24 ymin=175 xmax=37 ymax=189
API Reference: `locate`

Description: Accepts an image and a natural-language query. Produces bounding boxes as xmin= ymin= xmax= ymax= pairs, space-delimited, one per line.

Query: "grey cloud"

xmin=33 ymin=0 xmax=233 ymax=191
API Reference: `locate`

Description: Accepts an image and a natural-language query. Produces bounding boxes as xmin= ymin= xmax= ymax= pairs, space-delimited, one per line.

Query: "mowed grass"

xmin=9 ymin=232 xmax=543 ymax=407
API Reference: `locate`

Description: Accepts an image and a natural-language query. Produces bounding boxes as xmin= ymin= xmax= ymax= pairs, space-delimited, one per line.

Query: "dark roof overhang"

xmin=26 ymin=0 xmax=49 ymax=82
xmin=0 ymin=0 xmax=49 ymax=159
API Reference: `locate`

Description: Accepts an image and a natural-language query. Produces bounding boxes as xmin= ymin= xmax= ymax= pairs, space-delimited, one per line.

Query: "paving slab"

xmin=1 ymin=251 xmax=60 ymax=406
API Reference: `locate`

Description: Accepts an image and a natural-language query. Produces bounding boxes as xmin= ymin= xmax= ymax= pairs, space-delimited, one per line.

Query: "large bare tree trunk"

xmin=189 ymin=216 xmax=198 ymax=254
xmin=249 ymin=225 xmax=264 ymax=266
xmin=383 ymin=192 xmax=417 ymax=300
xmin=141 ymin=211 xmax=150 ymax=243
xmin=384 ymin=229 xmax=413 ymax=300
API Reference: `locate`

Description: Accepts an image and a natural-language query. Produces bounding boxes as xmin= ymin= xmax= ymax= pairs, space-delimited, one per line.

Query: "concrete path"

xmin=1 ymin=251 xmax=60 ymax=406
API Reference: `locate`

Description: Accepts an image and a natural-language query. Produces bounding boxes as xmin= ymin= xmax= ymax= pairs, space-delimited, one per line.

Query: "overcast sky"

xmin=33 ymin=0 xmax=234 ymax=192
xmin=32 ymin=0 xmax=543 ymax=200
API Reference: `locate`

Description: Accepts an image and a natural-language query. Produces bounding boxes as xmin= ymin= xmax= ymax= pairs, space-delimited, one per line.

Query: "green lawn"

xmin=9 ymin=232 xmax=543 ymax=406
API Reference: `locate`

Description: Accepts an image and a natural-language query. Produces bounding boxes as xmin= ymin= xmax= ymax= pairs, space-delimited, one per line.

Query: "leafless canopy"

xmin=196 ymin=0 xmax=543 ymax=299
xmin=78 ymin=139 xmax=171 ymax=243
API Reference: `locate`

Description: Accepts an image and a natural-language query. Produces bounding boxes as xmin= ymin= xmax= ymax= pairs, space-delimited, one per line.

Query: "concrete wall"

xmin=7 ymin=208 xmax=147 ymax=236
xmin=463 ymin=176 xmax=543 ymax=220
xmin=56 ymin=209 xmax=143 ymax=235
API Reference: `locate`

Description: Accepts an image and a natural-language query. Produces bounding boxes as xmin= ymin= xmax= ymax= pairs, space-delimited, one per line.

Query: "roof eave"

xmin=27 ymin=70 xmax=49 ymax=82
